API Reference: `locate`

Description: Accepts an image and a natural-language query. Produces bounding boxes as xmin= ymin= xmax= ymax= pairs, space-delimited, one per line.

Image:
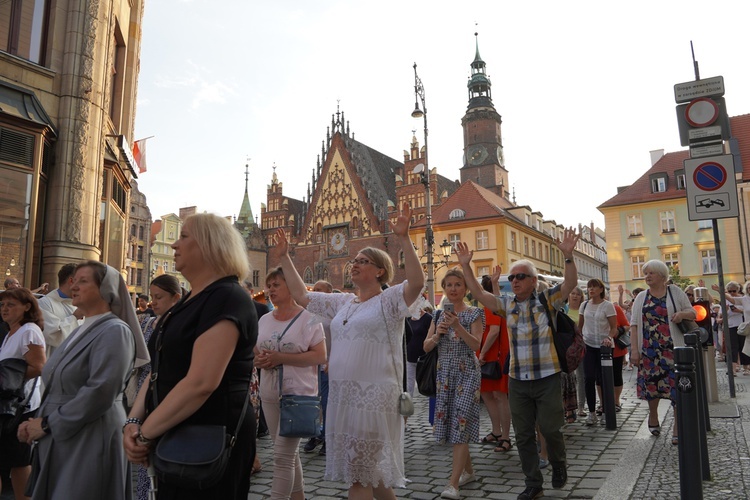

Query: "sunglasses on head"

xmin=508 ymin=273 xmax=530 ymax=282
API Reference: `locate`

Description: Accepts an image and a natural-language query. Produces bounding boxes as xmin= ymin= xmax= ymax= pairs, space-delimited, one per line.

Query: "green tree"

xmin=668 ymin=265 xmax=692 ymax=290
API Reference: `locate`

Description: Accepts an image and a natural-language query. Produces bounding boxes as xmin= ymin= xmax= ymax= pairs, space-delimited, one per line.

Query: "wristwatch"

xmin=564 ymin=258 xmax=573 ymax=264
xmin=41 ymin=416 xmax=51 ymax=434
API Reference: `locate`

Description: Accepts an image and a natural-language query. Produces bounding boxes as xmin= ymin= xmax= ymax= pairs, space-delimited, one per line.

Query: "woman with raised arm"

xmin=271 ymin=203 xmax=424 ymax=500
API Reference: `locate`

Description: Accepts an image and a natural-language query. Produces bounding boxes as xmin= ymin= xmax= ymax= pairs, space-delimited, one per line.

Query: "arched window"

xmin=344 ymin=262 xmax=353 ymax=288
xmin=303 ymin=267 xmax=313 ymax=284
xmin=130 ymin=224 xmax=136 ymax=236
xmin=449 ymin=209 xmax=465 ymax=220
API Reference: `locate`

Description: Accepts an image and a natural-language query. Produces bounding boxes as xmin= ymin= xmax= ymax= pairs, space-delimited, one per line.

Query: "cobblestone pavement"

xmin=250 ymin=368 xmax=651 ymax=499
xmin=626 ymin=361 xmax=750 ymax=500
xmin=4 ymin=361 xmax=747 ymax=499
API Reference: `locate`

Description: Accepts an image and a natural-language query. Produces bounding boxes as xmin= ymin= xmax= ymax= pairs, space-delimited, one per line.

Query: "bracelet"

xmin=136 ymin=428 xmax=153 ymax=444
xmin=123 ymin=417 xmax=143 ymax=433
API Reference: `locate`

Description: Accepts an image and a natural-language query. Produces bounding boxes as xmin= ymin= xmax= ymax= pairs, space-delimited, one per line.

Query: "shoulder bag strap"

xmin=380 ymin=298 xmax=404 ymax=391
xmin=539 ymin=292 xmax=557 ymax=334
xmin=275 ymin=310 xmax=306 ymax=397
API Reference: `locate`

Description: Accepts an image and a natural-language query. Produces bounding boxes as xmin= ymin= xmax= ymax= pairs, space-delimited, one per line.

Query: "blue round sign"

xmin=693 ymin=162 xmax=727 ymax=192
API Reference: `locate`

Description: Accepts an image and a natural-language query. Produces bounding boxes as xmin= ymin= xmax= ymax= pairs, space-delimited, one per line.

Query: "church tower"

xmin=460 ymin=33 xmax=509 ymax=199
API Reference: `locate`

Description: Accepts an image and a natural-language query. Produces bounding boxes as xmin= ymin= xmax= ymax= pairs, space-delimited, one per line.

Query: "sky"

xmin=133 ymin=1 xmax=750 ymax=231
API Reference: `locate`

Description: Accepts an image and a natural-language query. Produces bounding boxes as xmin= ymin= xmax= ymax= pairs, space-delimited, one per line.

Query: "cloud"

xmin=152 ymin=60 xmax=237 ymax=109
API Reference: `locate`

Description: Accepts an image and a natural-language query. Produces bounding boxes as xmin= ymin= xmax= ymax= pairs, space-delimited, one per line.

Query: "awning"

xmin=0 ymin=79 xmax=57 ymax=138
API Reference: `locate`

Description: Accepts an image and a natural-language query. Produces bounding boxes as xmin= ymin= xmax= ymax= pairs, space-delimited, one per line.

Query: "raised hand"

xmin=491 ymin=265 xmax=502 ymax=282
xmin=392 ymin=202 xmax=413 ymax=237
xmin=556 ymin=227 xmax=580 ymax=256
xmin=269 ymin=228 xmax=289 ymax=260
xmin=455 ymin=241 xmax=473 ymax=267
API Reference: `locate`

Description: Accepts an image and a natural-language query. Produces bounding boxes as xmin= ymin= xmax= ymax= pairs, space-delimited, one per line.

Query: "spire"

xmin=237 ymin=161 xmax=254 ymax=226
xmin=467 ymin=32 xmax=493 ymax=109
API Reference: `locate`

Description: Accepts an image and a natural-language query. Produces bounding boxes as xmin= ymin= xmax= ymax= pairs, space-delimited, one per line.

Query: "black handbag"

xmin=615 ymin=326 xmax=631 ymax=350
xmin=480 ymin=361 xmax=502 ymax=379
xmin=416 ymin=349 xmax=438 ymax=396
xmin=0 ymin=358 xmax=28 ymax=416
xmin=149 ymin=311 xmax=251 ymax=490
xmin=276 ymin=311 xmax=322 ymax=438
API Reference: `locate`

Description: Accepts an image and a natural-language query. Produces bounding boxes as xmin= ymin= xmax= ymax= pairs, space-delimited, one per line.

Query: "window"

xmin=449 ymin=209 xmax=465 ymax=220
xmin=664 ymin=252 xmax=679 ymax=269
xmin=524 ymin=237 xmax=529 ymax=255
xmin=631 ymin=255 xmax=645 ymax=278
xmin=448 ymin=233 xmax=461 ymax=250
xmin=153 ymin=260 xmax=158 ymax=270
xmin=0 ymin=0 xmax=50 ymax=64
xmin=303 ymin=268 xmax=313 ymax=284
xmin=136 ymin=269 xmax=143 ymax=287
xmin=701 ymin=249 xmax=717 ymax=274
xmin=171 ymin=261 xmax=176 ymax=272
xmin=660 ymin=210 xmax=676 ymax=233
xmin=476 ymin=230 xmax=489 ymax=250
xmin=139 ymin=226 xmax=144 ymax=240
xmin=627 ymin=214 xmax=643 ymax=236
xmin=525 ymin=214 xmax=530 ymax=225
xmin=130 ymin=224 xmax=136 ymax=237
xmin=137 ymin=245 xmax=143 ymax=261
xmin=252 ymin=270 xmax=260 ymax=287
xmin=477 ymin=265 xmax=490 ymax=277
xmin=510 ymin=232 xmax=517 ymax=252
xmin=698 ymin=220 xmax=713 ymax=230
xmin=651 ymin=175 xmax=667 ymax=193
xmin=676 ymin=171 xmax=686 ymax=190
xmin=162 ymin=262 xmax=168 ymax=271
xmin=544 ymin=245 xmax=549 ymax=263
xmin=532 ymin=240 xmax=536 ymax=258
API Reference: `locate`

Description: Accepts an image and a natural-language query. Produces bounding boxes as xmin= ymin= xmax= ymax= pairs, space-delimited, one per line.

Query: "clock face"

xmin=467 ymin=145 xmax=488 ymax=165
xmin=330 ymin=231 xmax=346 ymax=251
xmin=496 ymin=146 xmax=505 ymax=166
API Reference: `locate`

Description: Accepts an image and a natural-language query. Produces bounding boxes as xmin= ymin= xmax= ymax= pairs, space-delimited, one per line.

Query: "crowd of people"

xmin=0 ymin=210 xmax=742 ymax=500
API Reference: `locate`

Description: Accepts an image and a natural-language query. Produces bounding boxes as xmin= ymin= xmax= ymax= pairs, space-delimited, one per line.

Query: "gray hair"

xmin=642 ymin=260 xmax=670 ymax=280
xmin=509 ymin=259 xmax=538 ymax=278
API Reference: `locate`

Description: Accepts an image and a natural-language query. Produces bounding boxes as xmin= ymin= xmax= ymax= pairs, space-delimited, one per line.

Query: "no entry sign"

xmin=684 ymin=154 xmax=738 ymax=220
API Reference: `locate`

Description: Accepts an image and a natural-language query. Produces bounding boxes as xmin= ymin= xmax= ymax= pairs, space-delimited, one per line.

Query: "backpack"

xmin=538 ymin=293 xmax=585 ymax=374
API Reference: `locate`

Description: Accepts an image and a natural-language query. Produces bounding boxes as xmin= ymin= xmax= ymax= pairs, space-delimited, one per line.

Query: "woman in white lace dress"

xmin=271 ymin=203 xmax=424 ymax=500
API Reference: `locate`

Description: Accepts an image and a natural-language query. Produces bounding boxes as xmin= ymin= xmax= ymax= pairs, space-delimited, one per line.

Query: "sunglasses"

xmin=686 ymin=293 xmax=694 ymax=297
xmin=508 ymin=273 xmax=530 ymax=282
xmin=349 ymin=258 xmax=377 ymax=267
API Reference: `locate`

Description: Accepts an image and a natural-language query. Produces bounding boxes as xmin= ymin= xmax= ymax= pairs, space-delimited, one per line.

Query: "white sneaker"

xmin=585 ymin=412 xmax=598 ymax=426
xmin=458 ymin=471 xmax=476 ymax=486
xmin=441 ymin=485 xmax=461 ymax=499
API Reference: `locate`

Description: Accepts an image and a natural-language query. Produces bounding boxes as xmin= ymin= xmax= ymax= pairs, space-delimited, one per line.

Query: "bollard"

xmin=684 ymin=333 xmax=711 ymax=480
xmin=675 ymin=346 xmax=703 ymax=500
xmin=600 ymin=345 xmax=616 ymax=430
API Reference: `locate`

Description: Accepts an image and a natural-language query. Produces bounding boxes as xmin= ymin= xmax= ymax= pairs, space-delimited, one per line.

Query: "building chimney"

xmin=649 ymin=149 xmax=665 ymax=166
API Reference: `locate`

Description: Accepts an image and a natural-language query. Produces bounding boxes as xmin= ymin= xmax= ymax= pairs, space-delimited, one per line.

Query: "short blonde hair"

xmin=359 ymin=247 xmax=394 ymax=284
xmin=440 ymin=267 xmax=466 ymax=289
xmin=642 ymin=260 xmax=670 ymax=280
xmin=184 ymin=213 xmax=249 ymax=280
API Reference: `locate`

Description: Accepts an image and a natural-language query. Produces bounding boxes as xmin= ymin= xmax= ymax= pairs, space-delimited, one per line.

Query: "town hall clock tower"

xmin=460 ymin=34 xmax=509 ymax=199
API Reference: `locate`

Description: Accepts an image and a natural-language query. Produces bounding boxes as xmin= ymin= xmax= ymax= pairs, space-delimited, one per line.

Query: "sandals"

xmin=482 ymin=432 xmax=502 ymax=445
xmin=565 ymin=412 xmax=576 ymax=424
xmin=494 ymin=439 xmax=513 ymax=452
xmin=614 ymin=404 xmax=622 ymax=413
xmin=648 ymin=424 xmax=661 ymax=436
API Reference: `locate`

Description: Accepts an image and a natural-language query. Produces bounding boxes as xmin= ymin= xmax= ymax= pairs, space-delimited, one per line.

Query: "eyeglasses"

xmin=508 ymin=273 xmax=530 ymax=282
xmin=686 ymin=293 xmax=694 ymax=297
xmin=349 ymin=258 xmax=377 ymax=267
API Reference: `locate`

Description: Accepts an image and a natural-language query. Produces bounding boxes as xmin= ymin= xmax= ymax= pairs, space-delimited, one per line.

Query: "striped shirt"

xmin=492 ymin=284 xmax=565 ymax=381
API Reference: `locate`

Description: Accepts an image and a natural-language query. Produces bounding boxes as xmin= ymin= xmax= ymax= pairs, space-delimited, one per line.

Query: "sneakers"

xmin=551 ymin=463 xmax=568 ymax=488
xmin=440 ymin=485 xmax=461 ymax=499
xmin=585 ymin=412 xmax=599 ymax=426
xmin=318 ymin=441 xmax=326 ymax=456
xmin=303 ymin=437 xmax=323 ymax=453
xmin=458 ymin=471 xmax=476 ymax=486
xmin=539 ymin=458 xmax=549 ymax=469
xmin=517 ymin=486 xmax=544 ymax=500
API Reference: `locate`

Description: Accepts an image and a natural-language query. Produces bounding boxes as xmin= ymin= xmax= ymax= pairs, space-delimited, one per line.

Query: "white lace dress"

xmin=306 ymin=282 xmax=409 ymax=488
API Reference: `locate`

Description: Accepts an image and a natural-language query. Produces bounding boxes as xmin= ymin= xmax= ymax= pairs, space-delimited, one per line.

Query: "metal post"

xmin=684 ymin=333 xmax=711 ymax=480
xmin=675 ymin=346 xmax=704 ymax=499
xmin=600 ymin=345 xmax=616 ymax=430
xmin=714 ymin=220 xmax=736 ymax=397
xmin=412 ymin=63 xmax=434 ymax=307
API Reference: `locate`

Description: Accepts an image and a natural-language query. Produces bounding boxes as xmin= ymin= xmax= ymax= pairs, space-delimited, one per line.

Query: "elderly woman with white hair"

xmin=629 ymin=259 xmax=695 ymax=446
xmin=18 ymin=260 xmax=149 ymax=499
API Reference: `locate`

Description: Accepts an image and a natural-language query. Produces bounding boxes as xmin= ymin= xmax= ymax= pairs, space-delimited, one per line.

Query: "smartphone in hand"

xmin=443 ymin=303 xmax=454 ymax=314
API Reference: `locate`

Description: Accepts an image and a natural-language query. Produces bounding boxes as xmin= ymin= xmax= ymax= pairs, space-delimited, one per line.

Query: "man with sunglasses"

xmin=456 ymin=227 xmax=580 ymax=500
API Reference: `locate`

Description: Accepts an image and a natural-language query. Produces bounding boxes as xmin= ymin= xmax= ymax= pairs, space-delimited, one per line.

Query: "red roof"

xmin=598 ymin=114 xmax=750 ymax=209
xmin=414 ymin=180 xmax=515 ymax=228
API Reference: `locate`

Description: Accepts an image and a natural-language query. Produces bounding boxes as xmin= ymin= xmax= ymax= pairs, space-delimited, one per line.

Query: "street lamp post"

xmin=411 ymin=62 xmax=435 ymax=306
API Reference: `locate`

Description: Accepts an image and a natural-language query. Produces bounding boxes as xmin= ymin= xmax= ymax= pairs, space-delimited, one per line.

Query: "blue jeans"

xmin=318 ymin=367 xmax=329 ymax=438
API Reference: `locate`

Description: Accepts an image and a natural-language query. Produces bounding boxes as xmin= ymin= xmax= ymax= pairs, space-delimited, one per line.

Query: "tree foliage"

xmin=668 ymin=265 xmax=692 ymax=290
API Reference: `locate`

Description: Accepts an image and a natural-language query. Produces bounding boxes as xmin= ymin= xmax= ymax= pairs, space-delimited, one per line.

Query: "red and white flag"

xmin=133 ymin=139 xmax=148 ymax=173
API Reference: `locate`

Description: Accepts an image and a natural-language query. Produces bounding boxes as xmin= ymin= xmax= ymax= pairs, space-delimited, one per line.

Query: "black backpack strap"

xmin=538 ymin=292 xmax=556 ymax=333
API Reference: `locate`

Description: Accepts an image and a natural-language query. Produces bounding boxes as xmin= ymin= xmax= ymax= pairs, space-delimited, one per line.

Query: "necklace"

xmin=342 ymin=300 xmax=362 ymax=325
